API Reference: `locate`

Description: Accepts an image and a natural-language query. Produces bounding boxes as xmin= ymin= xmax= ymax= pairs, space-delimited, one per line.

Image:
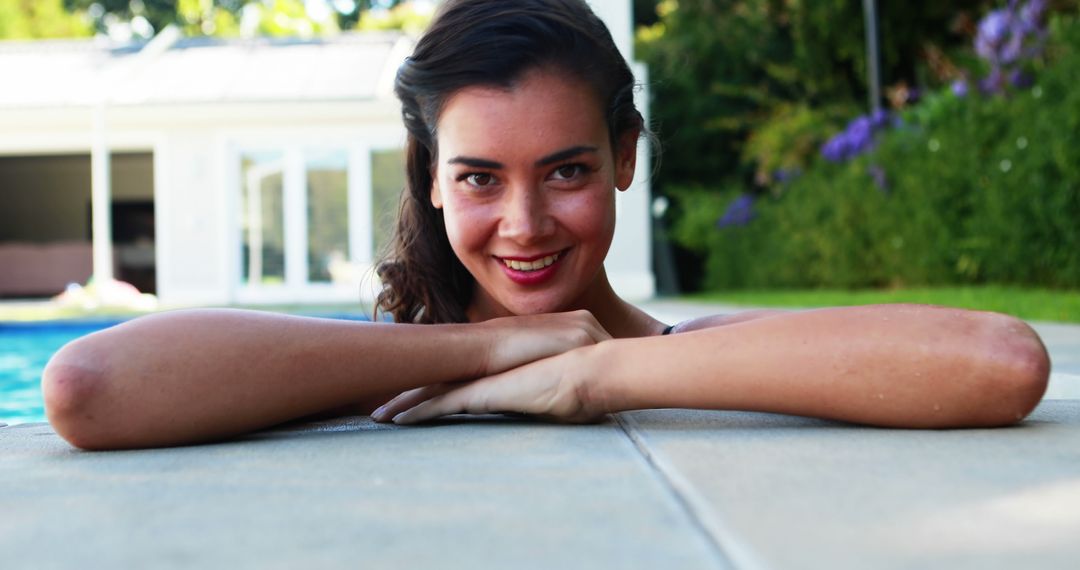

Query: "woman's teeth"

xmin=502 ymin=253 xmax=560 ymax=272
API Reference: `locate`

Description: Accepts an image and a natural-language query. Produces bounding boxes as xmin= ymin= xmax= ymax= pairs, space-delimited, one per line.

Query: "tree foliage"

xmin=637 ymin=0 xmax=991 ymax=192
xmin=668 ymin=9 xmax=1080 ymax=291
xmin=0 ymin=0 xmax=93 ymax=39
xmin=3 ymin=0 xmax=413 ymax=40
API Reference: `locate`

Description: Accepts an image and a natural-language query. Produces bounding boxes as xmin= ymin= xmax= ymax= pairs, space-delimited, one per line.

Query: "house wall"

xmin=142 ymin=101 xmax=409 ymax=306
xmin=154 ymin=131 xmax=230 ymax=304
xmin=589 ymin=0 xmax=655 ymax=300
xmin=0 ymin=0 xmax=655 ymax=305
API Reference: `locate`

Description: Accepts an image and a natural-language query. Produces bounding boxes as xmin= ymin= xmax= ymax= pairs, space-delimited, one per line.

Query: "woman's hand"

xmin=367 ymin=310 xmax=610 ymax=421
xmin=371 ymin=345 xmax=606 ymax=425
xmin=476 ymin=310 xmax=611 ymax=376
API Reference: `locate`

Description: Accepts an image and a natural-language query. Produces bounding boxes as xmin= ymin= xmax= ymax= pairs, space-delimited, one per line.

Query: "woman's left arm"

xmin=377 ymin=304 xmax=1050 ymax=429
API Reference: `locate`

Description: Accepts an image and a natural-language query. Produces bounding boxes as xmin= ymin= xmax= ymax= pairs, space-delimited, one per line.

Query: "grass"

xmin=685 ymin=286 xmax=1080 ymax=323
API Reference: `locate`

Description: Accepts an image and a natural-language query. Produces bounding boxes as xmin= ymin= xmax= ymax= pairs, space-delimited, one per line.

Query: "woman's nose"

xmin=498 ymin=184 xmax=555 ymax=243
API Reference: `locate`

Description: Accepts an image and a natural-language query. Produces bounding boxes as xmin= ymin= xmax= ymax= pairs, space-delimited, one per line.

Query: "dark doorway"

xmin=0 ymin=152 xmax=156 ymax=297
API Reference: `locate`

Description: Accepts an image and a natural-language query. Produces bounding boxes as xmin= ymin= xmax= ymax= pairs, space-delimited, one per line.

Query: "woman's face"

xmin=431 ymin=68 xmax=637 ymax=318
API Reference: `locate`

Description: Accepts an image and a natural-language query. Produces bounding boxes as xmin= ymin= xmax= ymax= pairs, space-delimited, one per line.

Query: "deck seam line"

xmin=613 ymin=412 xmax=768 ymax=570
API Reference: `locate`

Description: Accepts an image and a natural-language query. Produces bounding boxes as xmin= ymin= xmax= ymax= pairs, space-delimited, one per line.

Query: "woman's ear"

xmin=614 ymin=130 xmax=639 ymax=192
xmin=430 ymin=173 xmax=443 ymax=209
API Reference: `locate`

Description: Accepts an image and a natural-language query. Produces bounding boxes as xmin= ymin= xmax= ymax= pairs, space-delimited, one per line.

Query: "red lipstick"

xmin=495 ymin=249 xmax=568 ymax=286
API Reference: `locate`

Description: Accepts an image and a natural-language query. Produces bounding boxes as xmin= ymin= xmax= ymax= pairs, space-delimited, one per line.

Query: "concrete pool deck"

xmin=2 ymin=301 xmax=1079 ymax=569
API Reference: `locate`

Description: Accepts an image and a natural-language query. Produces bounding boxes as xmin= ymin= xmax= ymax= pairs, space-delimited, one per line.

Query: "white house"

xmin=0 ymin=0 xmax=654 ymax=307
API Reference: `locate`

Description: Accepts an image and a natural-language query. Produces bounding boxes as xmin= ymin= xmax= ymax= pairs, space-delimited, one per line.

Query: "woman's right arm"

xmin=42 ymin=308 xmax=606 ymax=450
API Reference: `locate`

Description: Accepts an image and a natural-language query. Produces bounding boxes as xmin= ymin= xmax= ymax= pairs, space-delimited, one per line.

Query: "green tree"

xmin=57 ymin=0 xmax=409 ymax=38
xmin=0 ymin=0 xmax=93 ymax=39
xmin=637 ymin=0 xmax=990 ymax=192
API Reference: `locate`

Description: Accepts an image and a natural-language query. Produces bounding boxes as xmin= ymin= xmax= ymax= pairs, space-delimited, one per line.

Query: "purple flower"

xmin=822 ymin=134 xmax=852 ymax=163
xmin=846 ymin=116 xmax=874 ymax=152
xmin=962 ymin=1 xmax=1049 ymax=98
xmin=976 ymin=9 xmax=1013 ymax=61
xmin=821 ymin=111 xmax=894 ymax=163
xmin=973 ymin=1 xmax=1049 ymax=68
xmin=951 ymin=78 xmax=969 ymax=97
xmin=980 ymin=66 xmax=1005 ymax=94
xmin=870 ymin=109 xmax=891 ymax=130
xmin=1019 ymin=0 xmax=1047 ymax=34
xmin=999 ymin=33 xmax=1024 ymax=64
xmin=1009 ymin=69 xmax=1034 ymax=89
xmin=773 ymin=168 xmax=801 ymax=184
xmin=716 ymin=194 xmax=756 ymax=228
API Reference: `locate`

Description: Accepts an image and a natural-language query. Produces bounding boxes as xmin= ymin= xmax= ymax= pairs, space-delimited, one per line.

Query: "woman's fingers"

xmin=390 ymin=388 xmax=479 ymax=424
xmin=391 ymin=374 xmax=514 ymax=424
xmin=371 ymin=383 xmax=460 ymax=422
xmin=391 ymin=349 xmax=600 ymax=425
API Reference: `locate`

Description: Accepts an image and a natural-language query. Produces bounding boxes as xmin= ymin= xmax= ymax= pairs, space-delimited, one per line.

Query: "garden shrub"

xmin=674 ymin=12 xmax=1080 ymax=291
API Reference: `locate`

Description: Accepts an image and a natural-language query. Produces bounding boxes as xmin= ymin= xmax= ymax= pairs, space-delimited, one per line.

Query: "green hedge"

xmin=673 ymin=14 xmax=1080 ymax=291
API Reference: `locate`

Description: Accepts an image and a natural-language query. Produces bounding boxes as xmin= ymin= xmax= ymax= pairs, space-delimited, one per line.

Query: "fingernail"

xmin=392 ymin=412 xmax=408 ymax=424
xmin=372 ymin=406 xmax=386 ymax=419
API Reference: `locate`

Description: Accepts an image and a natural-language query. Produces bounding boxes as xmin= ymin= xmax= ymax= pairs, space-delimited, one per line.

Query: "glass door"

xmin=240 ymin=151 xmax=286 ymax=287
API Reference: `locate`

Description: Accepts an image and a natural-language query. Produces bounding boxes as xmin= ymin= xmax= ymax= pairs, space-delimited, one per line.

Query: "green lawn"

xmin=685 ymin=286 xmax=1080 ymax=323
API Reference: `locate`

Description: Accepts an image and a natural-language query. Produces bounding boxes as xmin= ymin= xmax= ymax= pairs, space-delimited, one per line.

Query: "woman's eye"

xmin=552 ymin=164 xmax=584 ymax=181
xmin=465 ymin=173 xmax=494 ymax=187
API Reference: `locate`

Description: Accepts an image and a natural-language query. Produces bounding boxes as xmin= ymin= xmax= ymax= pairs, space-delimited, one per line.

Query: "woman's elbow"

xmin=977 ymin=313 xmax=1051 ymax=426
xmin=41 ymin=337 xmax=114 ymax=450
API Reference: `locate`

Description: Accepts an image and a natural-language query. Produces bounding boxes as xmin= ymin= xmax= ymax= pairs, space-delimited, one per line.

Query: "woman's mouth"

xmin=500 ymin=251 xmax=561 ymax=272
xmin=495 ymin=249 xmax=568 ymax=285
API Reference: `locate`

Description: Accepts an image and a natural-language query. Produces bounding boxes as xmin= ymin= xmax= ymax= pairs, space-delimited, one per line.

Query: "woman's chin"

xmin=500 ymin=294 xmax=575 ymax=316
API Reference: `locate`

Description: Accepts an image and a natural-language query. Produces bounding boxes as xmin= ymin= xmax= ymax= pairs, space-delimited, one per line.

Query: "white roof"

xmin=0 ymin=32 xmax=411 ymax=109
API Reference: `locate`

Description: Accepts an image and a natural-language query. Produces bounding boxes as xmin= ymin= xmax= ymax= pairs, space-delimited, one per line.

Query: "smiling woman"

xmin=41 ymin=0 xmax=1050 ymax=450
xmin=425 ymin=70 xmax=630 ymax=319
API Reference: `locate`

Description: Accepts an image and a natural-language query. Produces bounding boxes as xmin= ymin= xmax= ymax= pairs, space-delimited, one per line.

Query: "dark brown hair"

xmin=375 ymin=0 xmax=647 ymax=323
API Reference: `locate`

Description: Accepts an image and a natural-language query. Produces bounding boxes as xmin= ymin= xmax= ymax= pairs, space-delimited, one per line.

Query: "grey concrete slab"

xmin=1032 ymin=321 xmax=1080 ymax=375
xmin=1045 ymin=373 xmax=1080 ymax=399
xmin=0 ymin=416 xmax=723 ymax=570
xmin=618 ymin=400 xmax=1080 ymax=570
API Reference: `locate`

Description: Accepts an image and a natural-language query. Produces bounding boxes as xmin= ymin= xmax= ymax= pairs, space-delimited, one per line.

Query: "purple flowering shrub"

xmin=962 ymin=0 xmax=1048 ymax=95
xmin=824 ymin=1 xmax=1049 ymax=164
xmin=674 ymin=11 xmax=1080 ymax=290
xmin=814 ymin=2 xmax=1052 ymax=197
xmin=716 ymin=194 xmax=756 ymax=229
xmin=820 ymin=109 xmax=893 ymax=163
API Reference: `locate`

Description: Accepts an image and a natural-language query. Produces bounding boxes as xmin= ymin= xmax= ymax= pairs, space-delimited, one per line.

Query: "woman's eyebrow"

xmin=445 ymin=145 xmax=598 ymax=169
xmin=536 ymin=145 xmax=599 ymax=166
xmin=447 ymin=156 xmax=503 ymax=169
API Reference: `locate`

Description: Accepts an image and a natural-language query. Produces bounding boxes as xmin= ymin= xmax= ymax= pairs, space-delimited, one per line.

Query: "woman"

xmin=42 ymin=0 xmax=1050 ymax=450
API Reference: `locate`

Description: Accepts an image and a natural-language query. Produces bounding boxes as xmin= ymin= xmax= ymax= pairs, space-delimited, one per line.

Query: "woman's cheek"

xmin=444 ymin=199 xmax=494 ymax=253
xmin=559 ymin=189 xmax=615 ymax=237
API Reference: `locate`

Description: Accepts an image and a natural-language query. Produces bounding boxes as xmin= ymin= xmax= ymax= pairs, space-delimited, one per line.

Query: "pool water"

xmin=0 ymin=320 xmax=123 ymax=425
xmin=0 ymin=313 xmax=372 ymax=426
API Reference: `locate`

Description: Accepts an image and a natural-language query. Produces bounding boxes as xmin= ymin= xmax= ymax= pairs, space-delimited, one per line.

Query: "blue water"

xmin=0 ymin=312 xmax=371 ymax=426
xmin=0 ymin=319 xmax=124 ymax=425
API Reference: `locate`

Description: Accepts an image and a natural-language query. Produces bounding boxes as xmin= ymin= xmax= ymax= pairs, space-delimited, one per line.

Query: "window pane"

xmin=240 ymin=152 xmax=285 ymax=285
xmin=371 ymin=149 xmax=406 ymax=258
xmin=306 ymin=150 xmax=349 ymax=283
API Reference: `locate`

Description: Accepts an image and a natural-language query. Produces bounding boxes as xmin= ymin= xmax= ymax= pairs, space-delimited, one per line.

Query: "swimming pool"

xmin=0 ymin=319 xmax=123 ymax=425
xmin=0 ymin=313 xmax=371 ymax=426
